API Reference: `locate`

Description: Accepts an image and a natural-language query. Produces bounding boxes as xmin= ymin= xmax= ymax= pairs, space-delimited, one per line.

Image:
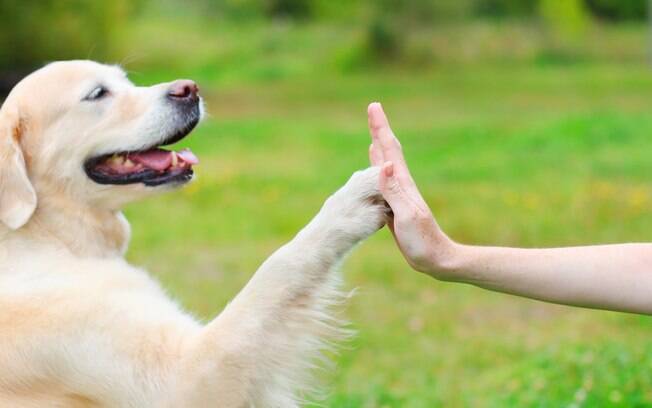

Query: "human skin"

xmin=367 ymin=102 xmax=652 ymax=315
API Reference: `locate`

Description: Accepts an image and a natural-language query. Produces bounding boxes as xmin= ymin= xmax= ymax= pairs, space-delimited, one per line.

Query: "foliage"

xmin=0 ymin=0 xmax=140 ymax=72
xmin=475 ymin=0 xmax=539 ymax=17
xmin=475 ymin=0 xmax=647 ymax=21
xmin=539 ymin=0 xmax=590 ymax=38
xmin=194 ymin=0 xmax=315 ymax=20
xmin=263 ymin=0 xmax=313 ymax=19
xmin=585 ymin=0 xmax=647 ymax=22
xmin=0 ymin=0 xmax=648 ymax=81
xmin=365 ymin=17 xmax=404 ymax=60
xmin=536 ymin=0 xmax=590 ymax=65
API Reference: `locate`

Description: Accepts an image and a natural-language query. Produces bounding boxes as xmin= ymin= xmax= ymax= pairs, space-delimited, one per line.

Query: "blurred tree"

xmin=196 ymin=0 xmax=263 ymax=20
xmin=263 ymin=0 xmax=312 ymax=19
xmin=539 ymin=0 xmax=589 ymax=38
xmin=380 ymin=0 xmax=481 ymax=23
xmin=195 ymin=0 xmax=315 ymax=20
xmin=0 ymin=0 xmax=139 ymax=93
xmin=362 ymin=0 xmax=477 ymax=64
xmin=475 ymin=0 xmax=538 ymax=17
xmin=584 ymin=0 xmax=646 ymax=21
xmin=366 ymin=17 xmax=403 ymax=59
xmin=536 ymin=0 xmax=590 ymax=64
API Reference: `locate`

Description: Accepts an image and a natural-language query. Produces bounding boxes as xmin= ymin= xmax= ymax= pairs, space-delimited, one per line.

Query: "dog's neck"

xmin=10 ymin=194 xmax=130 ymax=258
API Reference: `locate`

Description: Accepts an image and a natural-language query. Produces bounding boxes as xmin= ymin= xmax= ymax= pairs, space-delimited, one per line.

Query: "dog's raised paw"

xmin=322 ymin=166 xmax=389 ymax=240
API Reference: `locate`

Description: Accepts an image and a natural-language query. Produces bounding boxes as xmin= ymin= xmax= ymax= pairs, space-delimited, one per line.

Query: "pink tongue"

xmin=129 ymin=149 xmax=172 ymax=171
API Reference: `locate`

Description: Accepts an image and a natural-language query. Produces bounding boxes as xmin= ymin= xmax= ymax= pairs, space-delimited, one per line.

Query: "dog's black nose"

xmin=167 ymin=80 xmax=199 ymax=102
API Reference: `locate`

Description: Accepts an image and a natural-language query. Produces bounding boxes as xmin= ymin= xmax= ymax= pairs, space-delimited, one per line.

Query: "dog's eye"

xmin=84 ymin=86 xmax=109 ymax=101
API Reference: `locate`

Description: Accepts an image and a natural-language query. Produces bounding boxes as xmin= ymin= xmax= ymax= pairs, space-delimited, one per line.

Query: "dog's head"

xmin=0 ymin=60 xmax=202 ymax=230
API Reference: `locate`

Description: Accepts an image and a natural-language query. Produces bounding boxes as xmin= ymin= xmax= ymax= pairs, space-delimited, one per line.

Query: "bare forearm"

xmin=366 ymin=103 xmax=652 ymax=315
xmin=440 ymin=243 xmax=652 ymax=314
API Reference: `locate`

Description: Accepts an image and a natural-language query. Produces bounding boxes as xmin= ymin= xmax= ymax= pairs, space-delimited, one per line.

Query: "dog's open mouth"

xmin=85 ymin=94 xmax=202 ymax=187
xmin=84 ymin=147 xmax=199 ymax=187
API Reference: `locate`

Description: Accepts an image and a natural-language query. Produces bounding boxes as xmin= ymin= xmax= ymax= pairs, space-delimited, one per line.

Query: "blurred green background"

xmin=2 ymin=0 xmax=652 ymax=406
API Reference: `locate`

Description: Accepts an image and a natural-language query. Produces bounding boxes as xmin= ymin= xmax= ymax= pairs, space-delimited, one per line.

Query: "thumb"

xmin=379 ymin=161 xmax=409 ymax=215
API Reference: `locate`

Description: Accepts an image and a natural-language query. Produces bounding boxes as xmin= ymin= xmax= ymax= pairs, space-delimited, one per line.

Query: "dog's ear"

xmin=0 ymin=107 xmax=37 ymax=230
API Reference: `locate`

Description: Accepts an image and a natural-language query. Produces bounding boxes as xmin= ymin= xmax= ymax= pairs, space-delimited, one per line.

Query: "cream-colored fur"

xmin=0 ymin=61 xmax=387 ymax=407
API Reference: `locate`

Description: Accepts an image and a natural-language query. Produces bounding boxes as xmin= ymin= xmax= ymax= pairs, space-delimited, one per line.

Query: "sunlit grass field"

xmin=119 ymin=22 xmax=652 ymax=406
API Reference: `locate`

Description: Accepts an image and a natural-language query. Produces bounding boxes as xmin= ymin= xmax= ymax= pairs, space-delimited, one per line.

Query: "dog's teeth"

xmin=171 ymin=151 xmax=178 ymax=167
xmin=108 ymin=154 xmax=124 ymax=165
xmin=124 ymin=159 xmax=135 ymax=168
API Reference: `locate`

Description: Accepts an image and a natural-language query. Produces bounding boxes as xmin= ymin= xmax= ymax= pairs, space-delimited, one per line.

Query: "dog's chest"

xmin=0 ymin=254 xmax=200 ymax=406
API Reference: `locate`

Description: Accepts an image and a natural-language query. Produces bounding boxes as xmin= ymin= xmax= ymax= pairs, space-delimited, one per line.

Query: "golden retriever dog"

xmin=0 ymin=60 xmax=387 ymax=407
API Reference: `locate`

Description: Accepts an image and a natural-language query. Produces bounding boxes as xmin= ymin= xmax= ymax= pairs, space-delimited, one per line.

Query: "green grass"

xmin=119 ymin=23 xmax=652 ymax=407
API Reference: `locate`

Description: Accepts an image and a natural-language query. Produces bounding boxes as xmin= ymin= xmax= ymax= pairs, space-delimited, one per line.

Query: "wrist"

xmin=421 ymin=236 xmax=467 ymax=282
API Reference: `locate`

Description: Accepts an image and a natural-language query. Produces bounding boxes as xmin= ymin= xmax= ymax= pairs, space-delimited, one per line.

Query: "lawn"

xmin=120 ymin=23 xmax=652 ymax=407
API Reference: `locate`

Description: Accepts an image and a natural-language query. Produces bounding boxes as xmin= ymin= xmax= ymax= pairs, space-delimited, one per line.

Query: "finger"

xmin=382 ymin=160 xmax=431 ymax=216
xmin=368 ymin=102 xmax=407 ymax=170
xmin=378 ymin=161 xmax=411 ymax=215
xmin=368 ymin=102 xmax=422 ymax=196
xmin=369 ymin=143 xmax=384 ymax=166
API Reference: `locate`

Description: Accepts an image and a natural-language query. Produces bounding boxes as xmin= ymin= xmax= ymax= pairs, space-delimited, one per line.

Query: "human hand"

xmin=367 ymin=102 xmax=457 ymax=277
xmin=367 ymin=104 xmax=652 ymax=315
